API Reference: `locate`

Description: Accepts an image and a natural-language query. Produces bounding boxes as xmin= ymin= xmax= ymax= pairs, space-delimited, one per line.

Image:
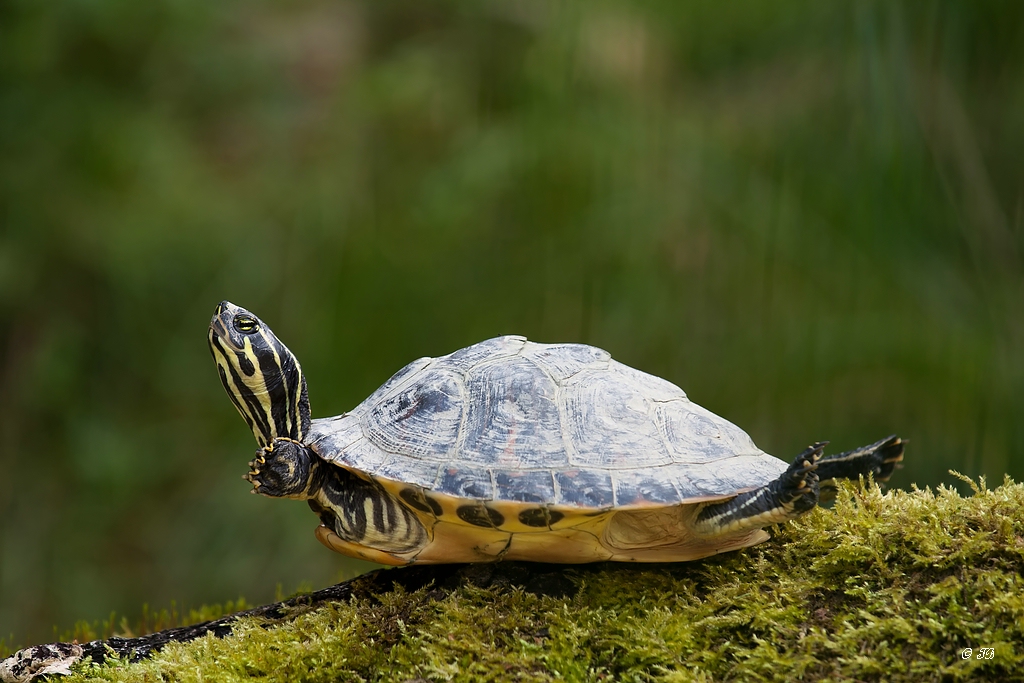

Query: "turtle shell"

xmin=305 ymin=336 xmax=789 ymax=511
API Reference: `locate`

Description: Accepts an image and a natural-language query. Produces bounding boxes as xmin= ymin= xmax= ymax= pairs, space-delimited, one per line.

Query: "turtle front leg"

xmin=244 ymin=437 xmax=323 ymax=499
xmin=693 ymin=442 xmax=825 ymax=537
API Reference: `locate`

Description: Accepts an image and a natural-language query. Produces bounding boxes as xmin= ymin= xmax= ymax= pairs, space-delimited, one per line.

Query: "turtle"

xmin=208 ymin=301 xmax=905 ymax=565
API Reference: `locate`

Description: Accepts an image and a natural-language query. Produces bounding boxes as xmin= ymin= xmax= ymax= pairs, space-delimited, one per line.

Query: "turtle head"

xmin=208 ymin=301 xmax=311 ymax=447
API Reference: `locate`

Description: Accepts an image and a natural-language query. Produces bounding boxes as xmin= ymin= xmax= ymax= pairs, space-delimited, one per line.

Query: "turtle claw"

xmin=779 ymin=442 xmax=826 ymax=511
xmin=242 ymin=439 xmax=317 ymax=498
xmin=244 ymin=447 xmax=272 ymax=492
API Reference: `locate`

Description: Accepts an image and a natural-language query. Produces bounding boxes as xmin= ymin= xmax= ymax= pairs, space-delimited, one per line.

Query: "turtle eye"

xmin=234 ymin=315 xmax=258 ymax=333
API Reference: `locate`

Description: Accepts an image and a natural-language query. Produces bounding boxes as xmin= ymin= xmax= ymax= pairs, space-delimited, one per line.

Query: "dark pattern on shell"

xmin=518 ymin=507 xmax=564 ymax=527
xmin=456 ymin=503 xmax=505 ymax=528
xmin=399 ymin=487 xmax=444 ymax=516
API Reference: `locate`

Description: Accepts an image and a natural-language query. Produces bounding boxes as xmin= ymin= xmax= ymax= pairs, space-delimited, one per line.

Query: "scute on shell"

xmin=305 ymin=336 xmax=789 ymax=508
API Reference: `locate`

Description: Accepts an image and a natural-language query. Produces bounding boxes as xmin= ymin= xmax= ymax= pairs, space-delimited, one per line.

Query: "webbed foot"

xmin=816 ymin=435 xmax=906 ymax=501
xmin=243 ymin=437 xmax=319 ymax=498
xmin=776 ymin=441 xmax=825 ymax=515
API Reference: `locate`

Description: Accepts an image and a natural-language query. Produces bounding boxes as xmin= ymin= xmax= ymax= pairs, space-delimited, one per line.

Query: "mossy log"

xmin=6 ymin=478 xmax=1024 ymax=682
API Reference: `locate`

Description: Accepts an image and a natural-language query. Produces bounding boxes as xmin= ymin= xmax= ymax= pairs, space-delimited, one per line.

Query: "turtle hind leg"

xmin=314 ymin=525 xmax=413 ymax=566
xmin=816 ymin=435 xmax=905 ymax=500
xmin=692 ymin=442 xmax=825 ymax=537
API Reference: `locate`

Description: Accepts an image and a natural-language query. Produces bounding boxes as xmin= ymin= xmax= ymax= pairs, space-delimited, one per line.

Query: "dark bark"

xmin=13 ymin=562 xmax=578 ymax=672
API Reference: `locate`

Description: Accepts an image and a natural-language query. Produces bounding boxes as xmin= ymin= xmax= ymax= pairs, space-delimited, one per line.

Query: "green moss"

xmin=65 ymin=478 xmax=1024 ymax=682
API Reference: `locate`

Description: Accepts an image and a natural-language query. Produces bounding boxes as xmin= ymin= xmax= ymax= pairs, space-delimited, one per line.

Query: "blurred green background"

xmin=2 ymin=0 xmax=1022 ymax=647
